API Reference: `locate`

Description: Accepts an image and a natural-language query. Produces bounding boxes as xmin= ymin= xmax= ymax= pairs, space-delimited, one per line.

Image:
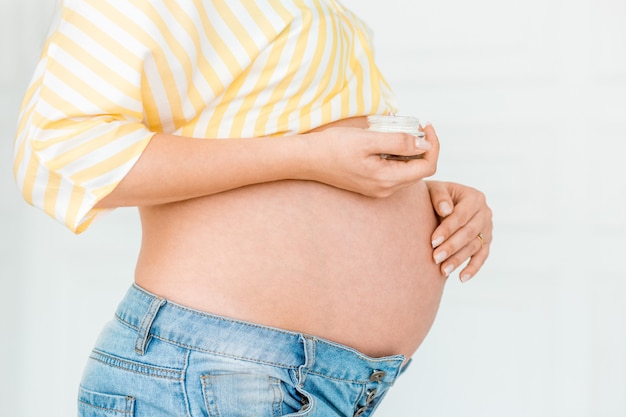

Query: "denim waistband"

xmin=115 ymin=284 xmax=406 ymax=384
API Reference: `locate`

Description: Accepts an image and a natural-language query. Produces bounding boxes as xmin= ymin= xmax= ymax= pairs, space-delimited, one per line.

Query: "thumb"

xmin=366 ymin=131 xmax=430 ymax=156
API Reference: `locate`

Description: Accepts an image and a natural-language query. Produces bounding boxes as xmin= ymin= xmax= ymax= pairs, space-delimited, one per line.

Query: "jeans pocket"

xmin=202 ymin=372 xmax=290 ymax=417
xmin=78 ymin=386 xmax=135 ymax=417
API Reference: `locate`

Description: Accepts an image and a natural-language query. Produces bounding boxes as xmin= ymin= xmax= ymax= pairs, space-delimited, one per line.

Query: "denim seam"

xmin=90 ymin=349 xmax=183 ymax=380
xmin=181 ymin=349 xmax=193 ymax=417
xmin=200 ymin=374 xmax=222 ymax=417
xmin=305 ymin=370 xmax=373 ymax=385
xmin=78 ymin=399 xmax=134 ymax=414
xmin=115 ymin=316 xmax=299 ymax=369
xmin=271 ymin=376 xmax=282 ymax=417
xmin=153 ymin=334 xmax=297 ymax=369
xmin=314 ymin=338 xmax=405 ymax=364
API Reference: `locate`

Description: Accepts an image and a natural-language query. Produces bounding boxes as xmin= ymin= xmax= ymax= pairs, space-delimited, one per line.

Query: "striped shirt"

xmin=14 ymin=0 xmax=398 ymax=233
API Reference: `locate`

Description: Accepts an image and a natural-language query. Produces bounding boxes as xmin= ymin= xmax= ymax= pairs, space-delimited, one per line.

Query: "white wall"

xmin=1 ymin=0 xmax=625 ymax=416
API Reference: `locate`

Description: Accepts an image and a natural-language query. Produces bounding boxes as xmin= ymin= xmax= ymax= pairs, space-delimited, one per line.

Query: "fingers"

xmin=436 ymin=230 xmax=491 ymax=281
xmin=431 ymin=184 xmax=488 ymax=247
xmin=366 ymin=122 xmax=439 ymax=160
xmin=425 ymin=180 xmax=454 ymax=218
xmin=458 ymin=244 xmax=490 ymax=282
xmin=365 ymin=131 xmax=431 ymax=159
xmin=429 ymin=184 xmax=492 ymax=282
xmin=418 ymin=123 xmax=440 ymax=174
xmin=356 ymin=124 xmax=440 ymax=197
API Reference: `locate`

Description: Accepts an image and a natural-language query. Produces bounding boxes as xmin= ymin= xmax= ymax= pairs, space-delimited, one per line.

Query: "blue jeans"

xmin=78 ymin=284 xmax=408 ymax=417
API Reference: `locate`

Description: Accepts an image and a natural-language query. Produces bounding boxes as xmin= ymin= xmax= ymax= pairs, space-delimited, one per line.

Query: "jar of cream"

xmin=367 ymin=114 xmax=425 ymax=161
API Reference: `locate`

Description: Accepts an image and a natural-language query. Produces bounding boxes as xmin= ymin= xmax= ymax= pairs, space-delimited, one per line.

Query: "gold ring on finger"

xmin=476 ymin=233 xmax=485 ymax=247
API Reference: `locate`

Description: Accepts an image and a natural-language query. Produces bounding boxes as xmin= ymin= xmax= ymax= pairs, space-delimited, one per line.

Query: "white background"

xmin=1 ymin=0 xmax=625 ymax=416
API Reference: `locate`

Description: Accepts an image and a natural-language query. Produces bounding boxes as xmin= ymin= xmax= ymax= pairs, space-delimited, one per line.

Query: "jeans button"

xmin=369 ymin=370 xmax=386 ymax=382
xmin=354 ymin=406 xmax=368 ymax=417
xmin=366 ymin=389 xmax=377 ymax=404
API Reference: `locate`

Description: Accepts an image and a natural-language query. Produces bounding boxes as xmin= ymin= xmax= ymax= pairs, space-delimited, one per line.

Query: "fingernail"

xmin=460 ymin=274 xmax=472 ymax=283
xmin=439 ymin=202 xmax=452 ymax=216
xmin=425 ymin=120 xmax=432 ymax=126
xmin=444 ymin=264 xmax=455 ymax=277
xmin=431 ymin=236 xmax=444 ymax=248
xmin=415 ymin=138 xmax=432 ymax=150
xmin=434 ymin=251 xmax=447 ymax=264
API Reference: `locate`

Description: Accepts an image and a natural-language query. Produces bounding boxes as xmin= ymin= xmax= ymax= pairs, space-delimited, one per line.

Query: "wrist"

xmin=288 ymin=131 xmax=325 ymax=182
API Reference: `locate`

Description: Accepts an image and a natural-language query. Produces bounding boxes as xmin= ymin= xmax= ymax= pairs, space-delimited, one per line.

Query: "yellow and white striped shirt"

xmin=14 ymin=0 xmax=398 ymax=233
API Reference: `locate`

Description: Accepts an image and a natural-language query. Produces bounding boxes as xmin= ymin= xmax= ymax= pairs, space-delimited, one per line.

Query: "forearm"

xmin=96 ymin=133 xmax=311 ymax=208
xmin=96 ymin=124 xmax=438 ymax=209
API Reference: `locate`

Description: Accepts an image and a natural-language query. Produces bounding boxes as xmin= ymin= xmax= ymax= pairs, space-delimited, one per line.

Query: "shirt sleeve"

xmin=13 ymin=1 xmax=156 ymax=233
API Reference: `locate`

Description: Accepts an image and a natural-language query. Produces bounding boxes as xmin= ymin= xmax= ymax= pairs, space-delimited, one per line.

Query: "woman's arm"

xmin=96 ymin=124 xmax=439 ymax=208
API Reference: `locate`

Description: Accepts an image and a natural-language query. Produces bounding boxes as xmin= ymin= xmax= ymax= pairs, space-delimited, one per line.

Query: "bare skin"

xmin=99 ymin=116 xmax=446 ymax=360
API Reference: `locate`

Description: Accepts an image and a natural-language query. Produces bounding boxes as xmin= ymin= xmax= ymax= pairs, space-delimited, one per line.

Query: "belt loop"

xmin=135 ymin=296 xmax=166 ymax=356
xmin=297 ymin=335 xmax=316 ymax=385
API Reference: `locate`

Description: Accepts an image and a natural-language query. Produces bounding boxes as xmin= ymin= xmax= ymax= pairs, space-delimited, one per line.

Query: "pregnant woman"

xmin=14 ymin=1 xmax=492 ymax=416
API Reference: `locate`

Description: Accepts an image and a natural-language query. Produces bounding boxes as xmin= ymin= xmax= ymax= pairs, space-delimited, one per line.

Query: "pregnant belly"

xmin=136 ymin=178 xmax=445 ymax=359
